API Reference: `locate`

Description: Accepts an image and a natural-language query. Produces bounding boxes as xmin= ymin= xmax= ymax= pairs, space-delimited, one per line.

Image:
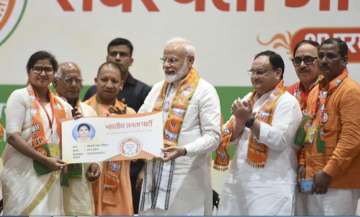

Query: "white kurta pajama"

xmin=60 ymin=101 xmax=97 ymax=216
xmin=218 ymin=90 xmax=302 ymax=215
xmin=138 ymin=78 xmax=221 ymax=215
xmin=1 ymin=88 xmax=72 ymax=215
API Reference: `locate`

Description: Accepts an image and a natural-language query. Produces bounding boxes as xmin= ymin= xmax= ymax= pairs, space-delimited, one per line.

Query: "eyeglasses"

xmin=31 ymin=66 xmax=54 ymax=74
xmin=292 ymin=56 xmax=317 ymax=66
xmin=63 ymin=76 xmax=82 ymax=86
xmin=160 ymin=57 xmax=181 ymax=65
xmin=248 ymin=68 xmax=273 ymax=77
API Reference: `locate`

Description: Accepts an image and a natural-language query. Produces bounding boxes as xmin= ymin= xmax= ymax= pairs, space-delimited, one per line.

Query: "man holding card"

xmin=54 ymin=62 xmax=100 ymax=215
xmin=138 ymin=37 xmax=221 ymax=215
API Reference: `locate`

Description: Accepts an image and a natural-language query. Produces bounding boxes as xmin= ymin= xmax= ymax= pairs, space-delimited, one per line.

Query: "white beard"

xmin=164 ymin=62 xmax=189 ymax=83
xmin=164 ymin=73 xmax=178 ymax=83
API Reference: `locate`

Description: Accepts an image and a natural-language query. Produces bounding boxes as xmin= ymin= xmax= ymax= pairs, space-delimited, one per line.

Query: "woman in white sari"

xmin=1 ymin=51 xmax=71 ymax=215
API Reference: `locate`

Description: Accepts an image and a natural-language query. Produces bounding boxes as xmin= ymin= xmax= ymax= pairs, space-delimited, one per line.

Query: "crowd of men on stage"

xmin=0 ymin=36 xmax=359 ymax=216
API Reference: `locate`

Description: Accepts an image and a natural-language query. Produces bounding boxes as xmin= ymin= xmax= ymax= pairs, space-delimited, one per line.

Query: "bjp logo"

xmin=0 ymin=0 xmax=27 ymax=46
xmin=257 ymin=27 xmax=360 ymax=63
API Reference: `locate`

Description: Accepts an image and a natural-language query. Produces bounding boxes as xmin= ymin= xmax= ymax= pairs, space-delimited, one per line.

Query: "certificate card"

xmin=62 ymin=112 xmax=163 ymax=163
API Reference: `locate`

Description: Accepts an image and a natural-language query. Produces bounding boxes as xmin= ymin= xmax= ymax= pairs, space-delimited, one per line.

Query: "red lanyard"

xmin=35 ymin=98 xmax=55 ymax=134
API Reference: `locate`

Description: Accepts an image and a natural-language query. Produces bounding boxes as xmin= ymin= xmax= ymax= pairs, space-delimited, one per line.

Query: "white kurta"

xmin=218 ymin=90 xmax=302 ymax=215
xmin=138 ymin=78 xmax=221 ymax=215
xmin=1 ymin=88 xmax=71 ymax=215
xmin=60 ymin=100 xmax=97 ymax=216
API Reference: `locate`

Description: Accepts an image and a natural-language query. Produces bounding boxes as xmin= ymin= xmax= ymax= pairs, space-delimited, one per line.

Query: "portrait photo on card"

xmin=72 ymin=122 xmax=96 ymax=143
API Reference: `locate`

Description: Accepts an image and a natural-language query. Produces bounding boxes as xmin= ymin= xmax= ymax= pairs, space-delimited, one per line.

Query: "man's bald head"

xmin=55 ymin=62 xmax=81 ymax=79
xmin=54 ymin=62 xmax=83 ymax=105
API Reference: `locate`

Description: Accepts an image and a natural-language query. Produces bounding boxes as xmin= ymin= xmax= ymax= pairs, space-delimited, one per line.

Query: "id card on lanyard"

xmin=38 ymin=100 xmax=60 ymax=158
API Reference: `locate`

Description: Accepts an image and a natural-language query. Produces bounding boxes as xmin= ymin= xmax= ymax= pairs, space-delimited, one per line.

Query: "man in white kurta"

xmin=54 ymin=62 xmax=98 ymax=215
xmin=138 ymin=38 xmax=221 ymax=215
xmin=218 ymin=50 xmax=302 ymax=215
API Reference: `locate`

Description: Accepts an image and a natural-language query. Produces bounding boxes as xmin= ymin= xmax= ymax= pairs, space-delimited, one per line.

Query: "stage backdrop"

xmin=1 ymin=0 xmax=360 ymax=153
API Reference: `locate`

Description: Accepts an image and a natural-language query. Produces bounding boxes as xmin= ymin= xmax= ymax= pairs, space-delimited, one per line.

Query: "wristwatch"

xmin=245 ymin=117 xmax=255 ymax=128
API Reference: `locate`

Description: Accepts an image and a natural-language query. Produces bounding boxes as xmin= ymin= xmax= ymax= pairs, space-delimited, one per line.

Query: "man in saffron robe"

xmin=83 ymin=38 xmax=151 ymax=213
xmin=85 ymin=61 xmax=135 ymax=215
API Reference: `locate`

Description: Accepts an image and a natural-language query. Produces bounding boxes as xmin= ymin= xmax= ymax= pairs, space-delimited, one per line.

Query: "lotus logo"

xmin=257 ymin=27 xmax=360 ymax=63
xmin=120 ymin=138 xmax=142 ymax=158
xmin=0 ymin=0 xmax=27 ymax=46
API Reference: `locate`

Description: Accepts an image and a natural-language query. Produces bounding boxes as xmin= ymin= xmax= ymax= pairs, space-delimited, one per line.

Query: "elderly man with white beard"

xmin=138 ymin=38 xmax=221 ymax=215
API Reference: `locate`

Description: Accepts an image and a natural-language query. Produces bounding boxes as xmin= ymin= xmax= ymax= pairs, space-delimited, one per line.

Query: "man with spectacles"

xmin=296 ymin=38 xmax=360 ymax=215
xmin=53 ymin=62 xmax=100 ymax=215
xmin=216 ymin=50 xmax=302 ymax=215
xmin=288 ymin=40 xmax=320 ymax=111
xmin=287 ymin=40 xmax=321 ymax=215
xmin=138 ymin=37 xmax=221 ymax=215
xmin=55 ymin=63 xmax=85 ymax=107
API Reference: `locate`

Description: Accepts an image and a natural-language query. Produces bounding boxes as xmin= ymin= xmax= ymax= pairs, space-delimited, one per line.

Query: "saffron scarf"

xmin=214 ymin=80 xmax=286 ymax=170
xmin=292 ymin=77 xmax=321 ymax=111
xmin=85 ymin=95 xmax=127 ymax=116
xmin=295 ymin=70 xmax=348 ymax=153
xmin=85 ymin=95 xmax=133 ymax=215
xmin=139 ymin=69 xmax=200 ymax=211
xmin=0 ymin=123 xmax=4 ymax=140
xmin=28 ymin=84 xmax=67 ymax=175
xmin=290 ymin=77 xmax=320 ymax=166
xmin=0 ymin=123 xmax=5 ymax=151
xmin=153 ymin=68 xmax=200 ymax=147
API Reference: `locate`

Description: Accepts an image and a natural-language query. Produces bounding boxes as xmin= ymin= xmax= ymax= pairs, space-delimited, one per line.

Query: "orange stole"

xmin=28 ymin=85 xmax=67 ymax=157
xmin=299 ymin=70 xmax=348 ymax=177
xmin=85 ymin=96 xmax=134 ymax=215
xmin=153 ymin=68 xmax=200 ymax=147
xmin=0 ymin=123 xmax=4 ymax=139
xmin=27 ymin=85 xmax=68 ymax=175
xmin=214 ymin=80 xmax=286 ymax=169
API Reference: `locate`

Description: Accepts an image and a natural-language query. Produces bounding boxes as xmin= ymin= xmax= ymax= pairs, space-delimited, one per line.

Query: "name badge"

xmin=305 ymin=127 xmax=315 ymax=144
xmin=300 ymin=179 xmax=313 ymax=193
xmin=48 ymin=143 xmax=60 ymax=158
xmin=111 ymin=162 xmax=121 ymax=172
